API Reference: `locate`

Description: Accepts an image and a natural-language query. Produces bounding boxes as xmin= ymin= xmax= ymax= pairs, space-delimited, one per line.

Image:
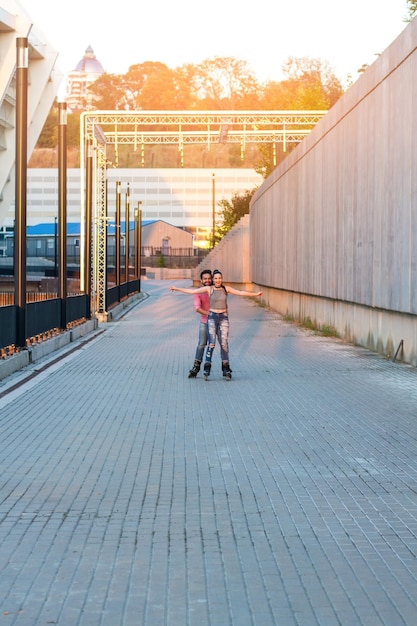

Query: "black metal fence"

xmin=0 ymin=305 xmax=16 ymax=347
xmin=0 ymin=294 xmax=89 ymax=350
xmin=2 ymin=240 xmax=81 ymax=264
xmin=0 ymin=250 xmax=203 ymax=349
xmin=106 ymin=279 xmax=140 ymax=310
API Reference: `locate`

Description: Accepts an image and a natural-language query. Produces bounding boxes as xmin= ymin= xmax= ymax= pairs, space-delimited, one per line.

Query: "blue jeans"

xmin=194 ymin=320 xmax=209 ymax=362
xmin=205 ymin=312 xmax=229 ymax=363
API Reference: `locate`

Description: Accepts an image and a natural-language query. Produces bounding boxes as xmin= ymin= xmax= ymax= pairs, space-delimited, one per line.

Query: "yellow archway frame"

xmin=79 ymin=110 xmax=327 ymax=313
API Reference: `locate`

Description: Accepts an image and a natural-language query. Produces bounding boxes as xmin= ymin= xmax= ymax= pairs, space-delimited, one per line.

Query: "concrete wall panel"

xmin=251 ymin=19 xmax=417 ymax=311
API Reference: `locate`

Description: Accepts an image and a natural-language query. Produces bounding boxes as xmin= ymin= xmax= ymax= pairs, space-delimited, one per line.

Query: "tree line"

xmin=85 ymin=56 xmax=344 ymax=112
xmin=34 ymin=55 xmax=345 ymax=239
xmin=36 ymin=55 xmax=344 ymax=152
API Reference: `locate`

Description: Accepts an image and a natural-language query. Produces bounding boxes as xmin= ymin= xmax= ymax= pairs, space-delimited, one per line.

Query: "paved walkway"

xmin=1 ymin=279 xmax=417 ymax=626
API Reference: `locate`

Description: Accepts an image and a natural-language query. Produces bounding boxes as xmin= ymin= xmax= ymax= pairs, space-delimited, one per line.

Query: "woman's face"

xmin=213 ymin=273 xmax=223 ymax=287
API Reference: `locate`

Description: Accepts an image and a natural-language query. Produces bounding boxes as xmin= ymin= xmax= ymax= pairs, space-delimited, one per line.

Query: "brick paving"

xmin=1 ymin=279 xmax=417 ymax=625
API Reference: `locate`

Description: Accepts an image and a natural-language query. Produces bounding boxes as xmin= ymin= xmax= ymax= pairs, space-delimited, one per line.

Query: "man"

xmin=188 ymin=269 xmax=212 ymax=378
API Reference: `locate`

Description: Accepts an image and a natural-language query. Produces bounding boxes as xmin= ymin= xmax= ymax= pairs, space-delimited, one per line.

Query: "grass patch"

xmin=302 ymin=316 xmax=315 ymax=330
xmin=320 ymin=324 xmax=339 ymax=337
xmin=285 ymin=315 xmax=340 ymax=338
xmin=273 ymin=309 xmax=340 ymax=338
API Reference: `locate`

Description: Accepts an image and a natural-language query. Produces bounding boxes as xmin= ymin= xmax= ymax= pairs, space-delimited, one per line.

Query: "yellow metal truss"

xmin=80 ymin=110 xmax=327 ymax=313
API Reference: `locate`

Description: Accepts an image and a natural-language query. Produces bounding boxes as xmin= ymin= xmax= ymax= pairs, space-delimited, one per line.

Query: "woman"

xmin=170 ymin=269 xmax=263 ymax=380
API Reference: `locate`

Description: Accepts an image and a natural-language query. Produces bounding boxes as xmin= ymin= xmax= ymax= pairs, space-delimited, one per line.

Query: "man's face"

xmin=201 ymin=273 xmax=212 ymax=286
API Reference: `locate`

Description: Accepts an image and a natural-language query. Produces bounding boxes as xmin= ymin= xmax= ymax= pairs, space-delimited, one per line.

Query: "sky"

xmin=19 ymin=0 xmax=409 ymax=89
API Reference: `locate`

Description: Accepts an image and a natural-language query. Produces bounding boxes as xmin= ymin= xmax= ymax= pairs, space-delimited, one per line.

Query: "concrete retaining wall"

xmin=248 ymin=17 xmax=417 ymax=365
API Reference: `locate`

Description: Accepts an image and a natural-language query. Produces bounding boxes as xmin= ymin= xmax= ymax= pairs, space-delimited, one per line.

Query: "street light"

xmin=134 ymin=201 xmax=142 ymax=283
xmin=211 ymin=172 xmax=215 ymax=249
xmin=115 ymin=181 xmax=121 ymax=289
xmin=125 ymin=183 xmax=130 ymax=283
xmin=14 ymin=37 xmax=29 ymax=347
xmin=54 ymin=216 xmax=58 ymax=278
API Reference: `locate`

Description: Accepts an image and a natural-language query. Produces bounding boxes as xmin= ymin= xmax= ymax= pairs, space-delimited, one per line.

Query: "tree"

xmin=253 ymin=142 xmax=292 ymax=180
xmin=256 ymin=57 xmax=344 ymax=177
xmin=261 ymin=57 xmax=343 ymax=111
xmin=87 ymin=73 xmax=126 ymax=109
xmin=215 ymin=188 xmax=258 ymax=242
xmin=404 ymin=1 xmax=417 ymax=20
xmin=123 ymin=62 xmax=184 ymax=110
xmin=185 ymin=57 xmax=261 ymax=110
xmin=88 ymin=62 xmax=193 ymax=110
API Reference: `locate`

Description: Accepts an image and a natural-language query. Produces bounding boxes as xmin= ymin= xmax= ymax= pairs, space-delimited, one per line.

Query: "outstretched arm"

xmin=170 ymin=285 xmax=208 ymax=294
xmin=226 ymin=286 xmax=263 ymax=297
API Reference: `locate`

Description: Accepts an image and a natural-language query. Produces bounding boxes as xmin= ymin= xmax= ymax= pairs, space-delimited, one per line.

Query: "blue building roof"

xmin=26 ymin=221 xmax=156 ymax=236
xmin=27 ymin=223 xmax=80 ymax=236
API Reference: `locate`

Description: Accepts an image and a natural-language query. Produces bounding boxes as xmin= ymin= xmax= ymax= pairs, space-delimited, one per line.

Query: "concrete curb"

xmin=0 ymin=292 xmax=147 ymax=382
xmin=0 ymin=318 xmax=99 ymax=382
xmin=96 ymin=291 xmax=147 ymax=322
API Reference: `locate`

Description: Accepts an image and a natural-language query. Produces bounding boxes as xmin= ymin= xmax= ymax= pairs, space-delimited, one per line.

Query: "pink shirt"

xmin=194 ymin=292 xmax=210 ymax=323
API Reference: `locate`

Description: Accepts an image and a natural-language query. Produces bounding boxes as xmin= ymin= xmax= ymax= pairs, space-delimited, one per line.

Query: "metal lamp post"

xmin=125 ymin=183 xmax=130 ymax=283
xmin=14 ymin=37 xmax=28 ymax=347
xmin=115 ymin=181 xmax=121 ymax=297
xmin=134 ymin=201 xmax=142 ymax=290
xmin=211 ymin=172 xmax=216 ymax=249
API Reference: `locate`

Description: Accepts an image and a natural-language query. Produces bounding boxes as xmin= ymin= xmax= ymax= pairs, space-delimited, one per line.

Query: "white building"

xmin=6 ymin=167 xmax=263 ymax=247
xmin=64 ymin=46 xmax=105 ymax=112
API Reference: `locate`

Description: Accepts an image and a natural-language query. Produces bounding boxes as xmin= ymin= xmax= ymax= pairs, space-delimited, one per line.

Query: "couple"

xmin=170 ymin=269 xmax=263 ymax=381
